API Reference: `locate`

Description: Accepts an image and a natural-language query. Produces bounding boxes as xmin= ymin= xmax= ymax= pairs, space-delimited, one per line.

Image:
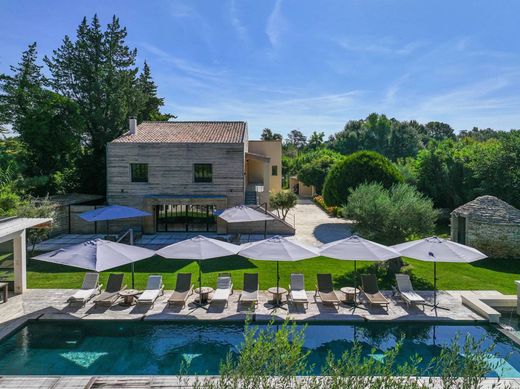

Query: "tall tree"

xmin=134 ymin=61 xmax=173 ymax=122
xmin=307 ymin=131 xmax=325 ymax=150
xmin=45 ymin=15 xmax=139 ymax=194
xmin=285 ymin=129 xmax=307 ymax=149
xmin=260 ymin=128 xmax=283 ymax=141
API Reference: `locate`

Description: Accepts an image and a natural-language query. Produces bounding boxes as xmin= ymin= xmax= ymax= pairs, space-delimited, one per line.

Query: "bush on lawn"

xmin=323 ymin=151 xmax=403 ymax=207
xmin=313 ymin=195 xmax=338 ymax=216
xmin=343 ymin=182 xmax=438 ymax=244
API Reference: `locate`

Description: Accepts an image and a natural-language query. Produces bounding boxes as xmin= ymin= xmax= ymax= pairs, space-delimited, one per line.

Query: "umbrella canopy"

xmin=238 ymin=235 xmax=319 ymax=261
xmin=319 ymin=235 xmax=400 ymax=261
xmin=156 ymin=235 xmax=240 ymax=260
xmin=33 ymin=239 xmax=155 ymax=272
xmin=391 ymin=236 xmax=487 ymax=263
xmin=79 ymin=205 xmax=151 ymax=222
xmin=215 ymin=205 xmax=274 ymax=223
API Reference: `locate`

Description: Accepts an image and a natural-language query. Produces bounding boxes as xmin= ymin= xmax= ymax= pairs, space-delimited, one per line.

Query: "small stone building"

xmin=451 ymin=195 xmax=520 ymax=258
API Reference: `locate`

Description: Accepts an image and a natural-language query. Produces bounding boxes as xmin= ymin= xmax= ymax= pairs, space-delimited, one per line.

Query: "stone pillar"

xmin=13 ymin=230 xmax=27 ymax=294
xmin=262 ymin=161 xmax=271 ymax=207
xmin=515 ymin=281 xmax=520 ymax=315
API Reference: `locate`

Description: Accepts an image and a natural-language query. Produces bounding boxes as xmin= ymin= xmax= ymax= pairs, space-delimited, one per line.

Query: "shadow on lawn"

xmin=332 ymin=263 xmax=434 ymax=291
xmin=470 ymin=257 xmax=520 ymax=275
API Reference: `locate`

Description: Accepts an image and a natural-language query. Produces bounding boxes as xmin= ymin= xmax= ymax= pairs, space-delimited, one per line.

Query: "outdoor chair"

xmin=93 ymin=273 xmax=126 ymax=307
xmin=211 ymin=275 xmax=233 ymax=307
xmin=360 ymin=274 xmax=389 ymax=311
xmin=393 ymin=274 xmax=426 ymax=310
xmin=168 ymin=273 xmax=193 ymax=307
xmin=238 ymin=273 xmax=258 ymax=307
xmin=137 ymin=275 xmax=164 ymax=306
xmin=68 ymin=272 xmax=101 ymax=306
xmin=289 ymin=273 xmax=308 ymax=308
xmin=314 ymin=273 xmax=340 ymax=306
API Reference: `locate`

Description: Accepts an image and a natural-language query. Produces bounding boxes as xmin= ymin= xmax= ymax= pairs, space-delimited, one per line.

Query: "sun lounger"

xmin=360 ymin=274 xmax=389 ymax=311
xmin=315 ymin=273 xmax=340 ymax=306
xmin=168 ymin=273 xmax=193 ymax=307
xmin=68 ymin=272 xmax=101 ymax=306
xmin=212 ymin=275 xmax=233 ymax=307
xmin=238 ymin=273 xmax=258 ymax=306
xmin=94 ymin=274 xmax=126 ymax=306
xmin=394 ymin=274 xmax=426 ymax=310
xmin=289 ymin=273 xmax=308 ymax=307
xmin=137 ymin=275 xmax=164 ymax=305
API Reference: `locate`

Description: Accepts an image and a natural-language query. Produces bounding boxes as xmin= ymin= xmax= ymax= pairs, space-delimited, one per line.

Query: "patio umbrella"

xmin=155 ymin=235 xmax=240 ymax=306
xmin=237 ymin=236 xmax=319 ymax=307
xmin=215 ymin=205 xmax=273 ymax=238
xmin=392 ymin=236 xmax=487 ymax=310
xmin=319 ymin=235 xmax=400 ymax=305
xmin=33 ymin=239 xmax=155 ymax=285
xmin=79 ymin=205 xmax=152 ymax=222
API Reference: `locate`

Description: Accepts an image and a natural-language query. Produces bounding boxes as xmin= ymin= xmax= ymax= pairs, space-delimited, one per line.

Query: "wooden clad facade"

xmin=107 ymin=142 xmax=246 ymax=233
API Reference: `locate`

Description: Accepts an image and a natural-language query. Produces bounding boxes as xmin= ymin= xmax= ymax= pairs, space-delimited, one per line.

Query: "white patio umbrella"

xmin=33 ymin=239 xmax=155 ymax=285
xmin=237 ymin=236 xmax=319 ymax=307
xmin=319 ymin=235 xmax=400 ymax=305
xmin=392 ymin=236 xmax=487 ymax=309
xmin=215 ymin=205 xmax=274 ymax=238
xmin=155 ymin=235 xmax=240 ymax=306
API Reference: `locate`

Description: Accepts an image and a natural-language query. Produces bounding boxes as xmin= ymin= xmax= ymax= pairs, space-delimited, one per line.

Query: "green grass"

xmin=25 ymin=254 xmax=520 ymax=294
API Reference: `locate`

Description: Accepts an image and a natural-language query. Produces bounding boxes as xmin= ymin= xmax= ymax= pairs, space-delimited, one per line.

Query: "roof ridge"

xmin=139 ymin=120 xmax=247 ymax=124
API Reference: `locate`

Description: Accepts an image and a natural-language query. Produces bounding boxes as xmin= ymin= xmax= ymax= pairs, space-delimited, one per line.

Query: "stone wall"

xmin=466 ymin=220 xmax=520 ymax=258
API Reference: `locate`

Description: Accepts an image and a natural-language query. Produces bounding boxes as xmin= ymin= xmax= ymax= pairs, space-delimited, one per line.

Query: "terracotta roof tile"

xmin=111 ymin=121 xmax=247 ymax=144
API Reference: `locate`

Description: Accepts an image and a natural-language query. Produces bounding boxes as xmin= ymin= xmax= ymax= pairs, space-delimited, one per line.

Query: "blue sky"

xmin=1 ymin=0 xmax=519 ymax=138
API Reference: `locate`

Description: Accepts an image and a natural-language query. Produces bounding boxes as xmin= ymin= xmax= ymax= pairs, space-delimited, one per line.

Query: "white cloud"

xmin=266 ymin=0 xmax=286 ymax=48
xmin=229 ymin=0 xmax=250 ymax=45
xmin=337 ymin=37 xmax=426 ymax=56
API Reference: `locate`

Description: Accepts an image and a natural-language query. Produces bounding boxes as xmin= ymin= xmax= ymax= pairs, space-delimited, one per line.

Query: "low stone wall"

xmin=467 ymin=220 xmax=520 ymax=258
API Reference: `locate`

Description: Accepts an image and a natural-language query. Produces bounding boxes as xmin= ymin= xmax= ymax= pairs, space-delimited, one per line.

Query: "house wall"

xmin=106 ymin=142 xmax=245 ymax=233
xmin=451 ymin=215 xmax=520 ymax=258
xmin=248 ymin=140 xmax=282 ymax=193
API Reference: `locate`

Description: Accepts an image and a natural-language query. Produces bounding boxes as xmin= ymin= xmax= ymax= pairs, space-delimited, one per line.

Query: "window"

xmin=194 ymin=163 xmax=213 ymax=183
xmin=271 ymin=165 xmax=278 ymax=176
xmin=130 ymin=163 xmax=148 ymax=182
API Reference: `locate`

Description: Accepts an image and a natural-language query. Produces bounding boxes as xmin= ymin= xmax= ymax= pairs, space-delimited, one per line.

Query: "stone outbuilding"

xmin=451 ymin=195 xmax=520 ymax=258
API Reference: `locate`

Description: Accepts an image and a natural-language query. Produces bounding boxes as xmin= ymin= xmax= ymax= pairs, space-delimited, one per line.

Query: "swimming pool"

xmin=0 ymin=320 xmax=519 ymax=377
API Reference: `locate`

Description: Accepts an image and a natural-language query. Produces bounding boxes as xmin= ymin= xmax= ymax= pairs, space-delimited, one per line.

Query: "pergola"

xmin=0 ymin=217 xmax=52 ymax=294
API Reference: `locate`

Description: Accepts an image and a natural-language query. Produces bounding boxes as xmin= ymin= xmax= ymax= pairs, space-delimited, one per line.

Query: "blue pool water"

xmin=0 ymin=320 xmax=519 ymax=376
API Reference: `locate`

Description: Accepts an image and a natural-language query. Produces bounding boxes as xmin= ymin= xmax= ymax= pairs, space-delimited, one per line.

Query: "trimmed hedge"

xmin=322 ymin=150 xmax=403 ymax=206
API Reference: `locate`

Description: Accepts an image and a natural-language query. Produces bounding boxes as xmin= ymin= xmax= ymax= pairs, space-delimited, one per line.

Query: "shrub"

xmin=323 ymin=151 xmax=403 ymax=207
xmin=297 ymin=152 xmax=342 ymax=194
xmin=343 ymin=182 xmax=438 ymax=244
xmin=313 ymin=195 xmax=338 ymax=216
xmin=269 ymin=190 xmax=297 ymax=220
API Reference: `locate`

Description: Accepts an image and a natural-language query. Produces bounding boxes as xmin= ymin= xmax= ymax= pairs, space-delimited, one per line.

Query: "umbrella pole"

xmin=430 ymin=254 xmax=449 ymax=311
xmin=354 ymin=260 xmax=357 ymax=306
xmin=198 ymin=260 xmax=202 ymax=306
xmin=131 ymin=263 xmax=135 ymax=289
xmin=277 ymin=261 xmax=280 ymax=293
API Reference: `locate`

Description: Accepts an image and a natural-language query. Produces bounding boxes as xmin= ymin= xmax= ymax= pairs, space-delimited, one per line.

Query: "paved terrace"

xmin=0 ymin=288 xmax=490 ymax=340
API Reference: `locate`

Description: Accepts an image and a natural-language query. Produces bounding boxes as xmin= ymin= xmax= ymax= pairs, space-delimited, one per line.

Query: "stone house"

xmin=106 ymin=119 xmax=284 ymax=234
xmin=451 ymin=195 xmax=520 ymax=258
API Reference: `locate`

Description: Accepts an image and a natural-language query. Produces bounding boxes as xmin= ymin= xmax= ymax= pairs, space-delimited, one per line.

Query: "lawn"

xmin=26 ymin=254 xmax=520 ymax=295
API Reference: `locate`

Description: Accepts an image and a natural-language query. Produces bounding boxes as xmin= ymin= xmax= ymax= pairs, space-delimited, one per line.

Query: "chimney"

xmin=129 ymin=117 xmax=137 ymax=135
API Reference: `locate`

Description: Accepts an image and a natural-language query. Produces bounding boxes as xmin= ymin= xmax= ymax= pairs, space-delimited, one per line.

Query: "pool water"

xmin=0 ymin=320 xmax=519 ymax=377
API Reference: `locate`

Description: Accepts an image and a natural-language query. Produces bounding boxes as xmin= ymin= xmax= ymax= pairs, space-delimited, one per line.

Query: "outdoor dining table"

xmin=340 ymin=287 xmax=358 ymax=304
xmin=268 ymin=286 xmax=287 ymax=305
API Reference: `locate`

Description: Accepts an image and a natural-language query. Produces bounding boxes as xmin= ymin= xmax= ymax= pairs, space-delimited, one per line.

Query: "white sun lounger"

xmin=289 ymin=273 xmax=308 ymax=308
xmin=212 ymin=276 xmax=233 ymax=307
xmin=68 ymin=273 xmax=101 ymax=306
xmin=395 ymin=274 xmax=426 ymax=310
xmin=137 ymin=275 xmax=164 ymax=306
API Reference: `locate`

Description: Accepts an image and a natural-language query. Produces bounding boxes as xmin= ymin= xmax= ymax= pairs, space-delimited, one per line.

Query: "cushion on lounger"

xmin=290 ymin=289 xmax=308 ymax=302
xmin=213 ymin=288 xmax=231 ymax=301
xmin=139 ymin=289 xmax=160 ymax=302
xmin=70 ymin=288 xmax=96 ymax=301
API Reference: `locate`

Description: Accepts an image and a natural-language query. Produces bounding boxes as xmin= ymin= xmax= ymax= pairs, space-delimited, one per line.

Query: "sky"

xmin=1 ymin=0 xmax=519 ymax=138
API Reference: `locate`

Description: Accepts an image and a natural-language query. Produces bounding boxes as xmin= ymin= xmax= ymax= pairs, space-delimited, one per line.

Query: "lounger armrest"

xmin=391 ymin=285 xmax=399 ymax=297
xmin=230 ymin=282 xmax=234 ymax=295
xmin=121 ymin=285 xmax=127 ymax=292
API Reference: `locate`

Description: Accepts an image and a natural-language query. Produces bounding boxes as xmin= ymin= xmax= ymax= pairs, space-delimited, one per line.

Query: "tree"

xmin=307 ymin=131 xmax=325 ymax=150
xmin=421 ymin=121 xmax=455 ymax=142
xmin=323 ymin=151 xmax=403 ymax=206
xmin=343 ymin=182 xmax=438 ymax=244
xmin=297 ymin=151 xmax=342 ymax=194
xmin=134 ymin=61 xmax=173 ymax=122
xmin=269 ymin=190 xmax=297 ymax=220
xmin=285 ymin=129 xmax=307 ymax=150
xmin=16 ymin=196 xmax=57 ymax=252
xmin=328 ymin=114 xmax=423 ymax=160
xmin=45 ymin=15 xmax=139 ymax=194
xmin=260 ymin=128 xmax=283 ymax=141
